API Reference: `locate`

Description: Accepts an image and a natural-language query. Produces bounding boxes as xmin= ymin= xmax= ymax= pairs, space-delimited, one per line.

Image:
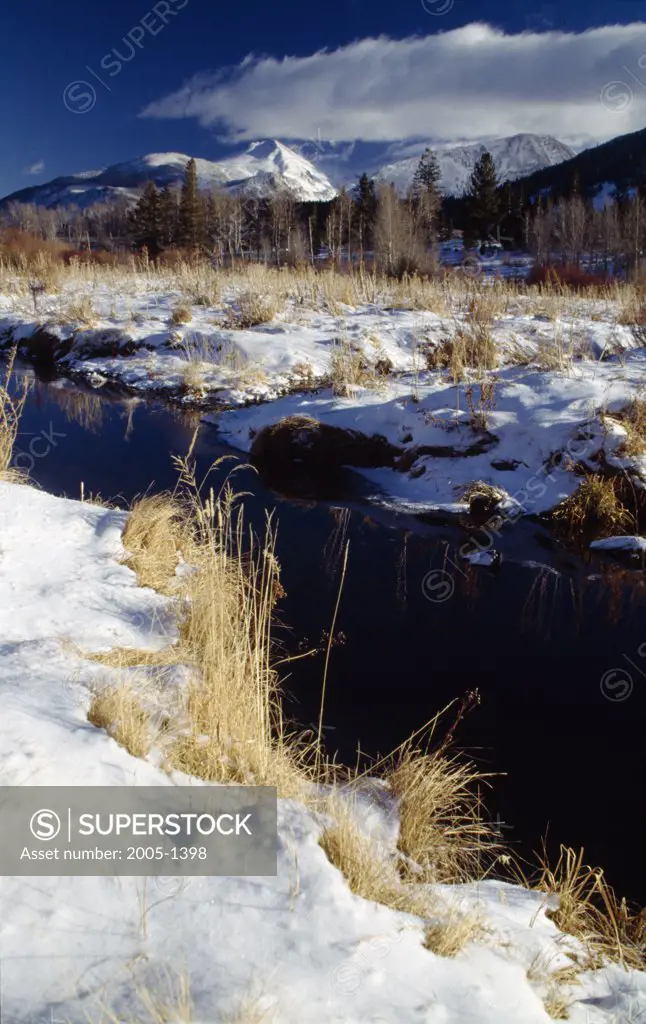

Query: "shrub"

xmin=0 ymin=228 xmax=72 ymax=265
xmin=234 ymin=290 xmax=282 ymax=328
xmin=528 ymin=264 xmax=609 ymax=292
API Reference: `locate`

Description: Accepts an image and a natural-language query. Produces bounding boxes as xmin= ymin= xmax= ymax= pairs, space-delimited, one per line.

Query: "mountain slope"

xmin=494 ymin=125 xmax=646 ymax=204
xmin=375 ymin=134 xmax=575 ymax=196
xmin=0 ymin=141 xmax=337 ymax=209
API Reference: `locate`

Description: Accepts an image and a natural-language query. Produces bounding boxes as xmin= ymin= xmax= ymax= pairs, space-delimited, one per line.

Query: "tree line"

xmin=2 ymin=147 xmax=645 ymax=275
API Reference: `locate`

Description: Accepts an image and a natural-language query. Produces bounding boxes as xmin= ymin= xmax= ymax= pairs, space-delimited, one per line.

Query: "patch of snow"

xmin=590 ymin=535 xmax=646 ymax=552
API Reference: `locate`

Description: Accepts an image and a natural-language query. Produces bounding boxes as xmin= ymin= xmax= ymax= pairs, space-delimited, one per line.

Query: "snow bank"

xmin=213 ymin=354 xmax=646 ymax=515
xmin=0 ymin=478 xmax=644 ymax=1021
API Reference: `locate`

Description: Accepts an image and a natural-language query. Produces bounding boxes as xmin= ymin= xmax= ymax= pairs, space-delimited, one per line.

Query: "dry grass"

xmin=617 ymin=281 xmax=646 ymax=344
xmin=454 ymin=320 xmax=498 ymax=373
xmin=460 ymin=480 xmax=507 ymax=518
xmin=534 ymin=329 xmax=573 ymax=373
xmin=0 ymin=348 xmax=28 ymax=479
xmin=329 ymin=338 xmax=381 ymax=396
xmin=551 ymin=474 xmax=635 ymax=539
xmin=2 ymin=254 xmax=639 ymax=346
xmin=534 ymin=846 xmax=646 ymax=971
xmin=319 ymin=799 xmax=485 ymax=957
xmin=233 ymin=290 xmax=284 ymax=328
xmin=543 ymin=987 xmax=572 ymax=1021
xmin=423 ymin=906 xmax=484 ymax=957
xmin=87 ymin=683 xmax=155 ymax=760
xmin=62 ymin=295 xmax=97 ymax=326
xmin=179 ymin=359 xmax=208 ymax=398
xmin=175 ymin=262 xmax=221 ymax=307
xmin=88 ymin=463 xmax=311 ymax=797
xmin=164 ymin=468 xmax=310 ymax=796
xmin=319 ymin=799 xmax=430 ymax=916
xmin=222 ymin=989 xmax=279 ymax=1024
xmin=616 ymin=397 xmax=646 ymax=457
xmin=388 ymin=741 xmax=498 ymax=884
xmin=122 ymin=493 xmax=190 ymax=593
xmin=426 ymin=322 xmax=497 ymax=380
xmin=464 ymin=379 xmax=497 ymax=432
xmin=96 ymin=965 xmax=193 ymax=1023
xmin=170 ymin=302 xmax=193 ymax=326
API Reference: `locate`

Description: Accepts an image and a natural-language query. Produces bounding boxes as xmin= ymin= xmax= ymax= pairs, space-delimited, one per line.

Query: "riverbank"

xmin=0 ymin=463 xmax=645 ymax=1020
xmin=2 ymin=262 xmax=646 ymax=534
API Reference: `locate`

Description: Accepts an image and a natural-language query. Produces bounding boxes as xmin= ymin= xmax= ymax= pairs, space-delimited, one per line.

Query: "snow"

xmin=0 ymin=140 xmax=337 ymax=210
xmin=590 ymin=535 xmax=646 ymax=552
xmin=3 ymin=275 xmax=646 ymax=519
xmin=0 ymin=476 xmax=644 ymax=1021
xmin=212 ymin=356 xmax=646 ymax=515
xmin=375 ymin=133 xmax=575 ymax=196
xmin=461 ymin=548 xmax=499 ymax=566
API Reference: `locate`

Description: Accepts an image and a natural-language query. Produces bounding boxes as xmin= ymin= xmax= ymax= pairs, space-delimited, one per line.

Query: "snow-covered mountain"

xmin=0 ymin=141 xmax=338 ymax=209
xmin=0 ymin=134 xmax=576 ymax=210
xmin=375 ymin=134 xmax=576 ymax=196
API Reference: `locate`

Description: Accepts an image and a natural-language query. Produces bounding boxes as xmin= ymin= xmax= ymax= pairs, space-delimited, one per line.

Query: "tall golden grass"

xmin=0 ymin=348 xmax=28 ymax=480
xmin=2 ymin=250 xmax=645 ymax=328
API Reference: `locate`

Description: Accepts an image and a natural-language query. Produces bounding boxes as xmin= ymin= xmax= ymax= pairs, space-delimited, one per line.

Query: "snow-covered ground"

xmin=1 ymin=271 xmax=645 ymax=520
xmin=0 ymin=478 xmax=644 ymax=1022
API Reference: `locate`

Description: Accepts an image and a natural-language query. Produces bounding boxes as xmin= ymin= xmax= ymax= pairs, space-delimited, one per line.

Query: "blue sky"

xmin=1 ymin=0 xmax=645 ymax=198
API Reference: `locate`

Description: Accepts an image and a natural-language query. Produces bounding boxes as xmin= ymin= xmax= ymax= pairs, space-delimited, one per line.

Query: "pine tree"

xmin=410 ymin=148 xmax=442 ymax=203
xmin=129 ymin=182 xmax=162 ymax=259
xmin=158 ymin=184 xmax=178 ymax=248
xmin=179 ymin=158 xmax=203 ymax=250
xmin=466 ymin=151 xmax=500 ymax=242
xmin=354 ymin=173 xmax=377 ymax=257
xmin=409 ymin=148 xmax=442 ymax=243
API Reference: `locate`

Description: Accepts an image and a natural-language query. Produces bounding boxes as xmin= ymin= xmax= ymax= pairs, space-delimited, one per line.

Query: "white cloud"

xmin=141 ymin=22 xmax=646 ymax=146
xmin=23 ymin=160 xmax=45 ymax=176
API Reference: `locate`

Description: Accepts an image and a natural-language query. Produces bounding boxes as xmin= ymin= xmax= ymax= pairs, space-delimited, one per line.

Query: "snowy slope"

xmin=376 ymin=134 xmax=575 ymax=196
xmin=0 ymin=141 xmax=337 ymax=209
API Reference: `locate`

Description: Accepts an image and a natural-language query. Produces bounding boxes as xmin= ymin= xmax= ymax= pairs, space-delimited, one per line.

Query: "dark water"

xmin=11 ymin=369 xmax=646 ymax=906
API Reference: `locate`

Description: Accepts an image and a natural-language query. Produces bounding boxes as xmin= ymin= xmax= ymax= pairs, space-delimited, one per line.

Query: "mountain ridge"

xmin=0 ymin=141 xmax=338 ymax=209
xmin=1 ymin=132 xmax=582 ymax=211
xmin=374 ymin=134 xmax=576 ymax=196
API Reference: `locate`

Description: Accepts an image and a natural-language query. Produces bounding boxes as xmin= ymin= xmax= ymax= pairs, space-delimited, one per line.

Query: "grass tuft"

xmin=87 ymin=684 xmax=154 ymax=760
xmin=551 ymin=474 xmax=635 ymax=540
xmin=318 ymin=800 xmax=430 ymax=916
xmin=122 ymin=493 xmax=189 ymax=593
xmin=170 ymin=303 xmax=193 ymax=326
xmin=534 ymin=845 xmax=646 ymax=970
xmin=389 ymin=741 xmax=499 ymax=884
xmin=617 ymin=398 xmax=646 ymax=457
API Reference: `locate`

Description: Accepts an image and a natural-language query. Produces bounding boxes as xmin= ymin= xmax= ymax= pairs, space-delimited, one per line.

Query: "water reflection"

xmin=7 ymin=365 xmax=646 ymax=903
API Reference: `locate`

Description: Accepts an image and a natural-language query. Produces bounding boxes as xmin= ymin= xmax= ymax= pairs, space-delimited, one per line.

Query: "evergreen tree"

xmin=129 ymin=182 xmax=162 ymax=259
xmin=179 ymin=158 xmax=203 ymax=249
xmin=466 ymin=151 xmax=500 ymax=241
xmin=158 ymin=184 xmax=178 ymax=248
xmin=354 ymin=173 xmax=377 ymax=256
xmin=409 ymin=147 xmax=442 ymax=243
xmin=410 ymin=148 xmax=442 ymax=203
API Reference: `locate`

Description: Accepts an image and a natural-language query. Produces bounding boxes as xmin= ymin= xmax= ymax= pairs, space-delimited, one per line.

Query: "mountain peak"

xmin=374 ymin=133 xmax=575 ymax=196
xmin=0 ymin=141 xmax=338 ymax=209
